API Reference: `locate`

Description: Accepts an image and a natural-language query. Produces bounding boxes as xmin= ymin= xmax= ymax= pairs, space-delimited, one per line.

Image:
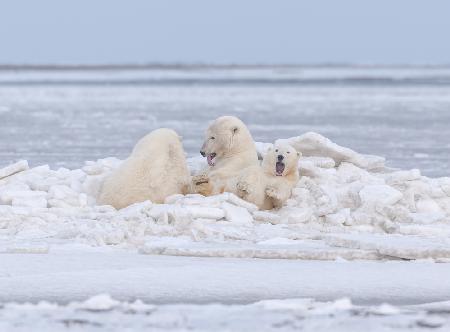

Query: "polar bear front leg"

xmin=265 ymin=184 xmax=291 ymax=209
xmin=192 ymin=174 xmax=213 ymax=196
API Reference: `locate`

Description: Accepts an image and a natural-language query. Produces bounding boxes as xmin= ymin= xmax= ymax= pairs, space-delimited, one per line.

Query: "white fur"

xmin=236 ymin=143 xmax=301 ymax=210
xmin=98 ymin=128 xmax=190 ymax=209
xmin=192 ymin=116 xmax=259 ymax=196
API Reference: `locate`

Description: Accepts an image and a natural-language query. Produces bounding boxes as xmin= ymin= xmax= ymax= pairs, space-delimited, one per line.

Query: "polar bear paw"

xmin=193 ymin=174 xmax=209 ymax=186
xmin=192 ymin=174 xmax=213 ymax=196
xmin=265 ymin=185 xmax=282 ymax=200
xmin=236 ymin=180 xmax=251 ymax=198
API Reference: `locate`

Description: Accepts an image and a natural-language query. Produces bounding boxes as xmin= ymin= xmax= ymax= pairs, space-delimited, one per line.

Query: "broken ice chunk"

xmin=0 ymin=160 xmax=29 ymax=180
xmin=359 ymin=185 xmax=403 ymax=207
xmin=278 ymin=132 xmax=385 ymax=169
xmin=221 ymin=202 xmax=253 ymax=225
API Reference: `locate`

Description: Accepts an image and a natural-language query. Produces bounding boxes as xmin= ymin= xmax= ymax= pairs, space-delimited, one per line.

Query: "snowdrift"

xmin=1 ymin=132 xmax=449 ymax=261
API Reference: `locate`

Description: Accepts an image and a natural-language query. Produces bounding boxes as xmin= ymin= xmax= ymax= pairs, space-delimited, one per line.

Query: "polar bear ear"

xmin=231 ymin=126 xmax=239 ymax=134
xmin=297 ymin=151 xmax=302 ymax=157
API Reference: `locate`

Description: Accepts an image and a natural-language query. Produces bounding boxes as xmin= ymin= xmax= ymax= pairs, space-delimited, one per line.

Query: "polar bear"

xmin=192 ymin=116 xmax=259 ymax=196
xmin=98 ymin=128 xmax=190 ymax=209
xmin=236 ymin=143 xmax=301 ymax=210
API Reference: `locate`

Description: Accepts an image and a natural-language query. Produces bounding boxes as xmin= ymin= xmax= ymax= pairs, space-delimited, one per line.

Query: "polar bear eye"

xmin=287 ymin=151 xmax=290 ymax=154
xmin=275 ymin=149 xmax=278 ymax=152
xmin=210 ymin=136 xmax=215 ymax=140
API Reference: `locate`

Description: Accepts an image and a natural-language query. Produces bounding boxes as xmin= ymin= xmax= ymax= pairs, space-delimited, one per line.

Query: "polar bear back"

xmin=98 ymin=128 xmax=190 ymax=209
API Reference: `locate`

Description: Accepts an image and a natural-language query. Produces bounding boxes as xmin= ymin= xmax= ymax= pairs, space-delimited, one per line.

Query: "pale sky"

xmin=0 ymin=0 xmax=449 ymax=65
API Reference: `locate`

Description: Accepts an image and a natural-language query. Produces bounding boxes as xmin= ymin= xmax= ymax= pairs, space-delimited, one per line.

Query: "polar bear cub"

xmin=98 ymin=128 xmax=190 ymax=209
xmin=236 ymin=143 xmax=301 ymax=210
xmin=192 ymin=116 xmax=259 ymax=196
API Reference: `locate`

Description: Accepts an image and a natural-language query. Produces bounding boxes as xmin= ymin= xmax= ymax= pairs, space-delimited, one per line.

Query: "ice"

xmin=410 ymin=212 xmax=446 ymax=224
xmin=277 ymin=132 xmax=385 ymax=170
xmin=1 ymin=295 xmax=450 ymax=332
xmin=184 ymin=206 xmax=225 ymax=220
xmin=416 ymin=198 xmax=444 ymax=214
xmin=385 ymin=169 xmax=422 ymax=184
xmin=441 ymin=179 xmax=450 ymax=196
xmin=2 ymin=67 xmax=450 ymax=178
xmin=325 ymin=208 xmax=351 ymax=225
xmin=1 ymin=67 xmax=450 ymax=327
xmin=371 ymin=303 xmax=401 ymax=315
xmin=0 ymin=190 xmax=46 ymax=205
xmin=281 ymin=207 xmax=313 ymax=224
xmin=1 ymin=242 xmax=49 ymax=254
xmin=12 ymin=196 xmax=47 ymax=208
xmin=253 ymin=210 xmax=281 ymax=224
xmin=323 ymin=233 xmax=450 ymax=260
xmin=359 ymin=185 xmax=403 ymax=207
xmin=79 ymin=294 xmax=120 ymax=311
xmin=224 ymin=193 xmax=259 ymax=212
xmin=0 ymin=160 xmax=29 ymax=180
xmin=2 ymin=252 xmax=450 ymax=304
xmin=0 ymin=133 xmax=448 ymax=262
xmin=221 ymin=202 xmax=253 ymax=225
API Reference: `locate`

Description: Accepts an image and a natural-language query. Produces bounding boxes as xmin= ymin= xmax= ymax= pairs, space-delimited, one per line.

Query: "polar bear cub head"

xmin=262 ymin=143 xmax=301 ymax=177
xmin=200 ymin=116 xmax=256 ymax=166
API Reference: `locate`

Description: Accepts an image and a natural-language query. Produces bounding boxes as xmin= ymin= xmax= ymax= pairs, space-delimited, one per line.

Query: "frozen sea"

xmin=1 ymin=66 xmax=450 ymax=331
xmin=0 ymin=65 xmax=449 ymax=177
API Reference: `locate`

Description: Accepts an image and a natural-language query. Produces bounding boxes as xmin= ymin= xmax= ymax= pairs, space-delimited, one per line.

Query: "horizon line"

xmin=1 ymin=63 xmax=450 ymax=71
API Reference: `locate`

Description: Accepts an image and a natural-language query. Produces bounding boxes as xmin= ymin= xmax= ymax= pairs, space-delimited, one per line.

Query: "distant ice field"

xmin=0 ymin=66 xmax=449 ymax=177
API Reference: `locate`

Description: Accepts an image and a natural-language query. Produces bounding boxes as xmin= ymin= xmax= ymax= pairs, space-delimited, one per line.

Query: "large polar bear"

xmin=98 ymin=128 xmax=190 ymax=209
xmin=192 ymin=116 xmax=259 ymax=196
xmin=236 ymin=142 xmax=301 ymax=210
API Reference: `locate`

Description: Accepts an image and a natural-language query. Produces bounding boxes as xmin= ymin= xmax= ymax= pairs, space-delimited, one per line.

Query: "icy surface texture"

xmin=1 ymin=295 xmax=450 ymax=332
xmin=0 ymin=132 xmax=449 ymax=261
xmin=1 ymin=66 xmax=450 ymax=177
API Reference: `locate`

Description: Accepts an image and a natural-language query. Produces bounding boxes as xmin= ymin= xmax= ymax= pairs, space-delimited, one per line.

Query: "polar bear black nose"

xmin=200 ymin=150 xmax=206 ymax=157
xmin=277 ymin=155 xmax=284 ymax=161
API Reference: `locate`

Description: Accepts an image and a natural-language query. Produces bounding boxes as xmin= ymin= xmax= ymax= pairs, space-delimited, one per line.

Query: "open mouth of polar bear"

xmin=207 ymin=153 xmax=217 ymax=166
xmin=275 ymin=162 xmax=285 ymax=176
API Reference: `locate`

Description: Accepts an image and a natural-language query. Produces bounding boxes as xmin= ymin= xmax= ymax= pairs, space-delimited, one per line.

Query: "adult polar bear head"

xmin=262 ymin=142 xmax=301 ymax=178
xmin=98 ymin=128 xmax=190 ymax=209
xmin=200 ymin=116 xmax=258 ymax=168
xmin=193 ymin=116 xmax=259 ymax=196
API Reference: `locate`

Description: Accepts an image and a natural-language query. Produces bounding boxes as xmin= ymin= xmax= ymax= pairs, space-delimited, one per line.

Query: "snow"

xmin=278 ymin=132 xmax=385 ymax=170
xmin=0 ymin=160 xmax=29 ymax=180
xmin=0 ymin=131 xmax=449 ymax=263
xmin=0 ymin=130 xmax=450 ymax=330
xmin=2 ymin=67 xmax=450 ymax=330
xmin=1 ymin=252 xmax=450 ymax=305
xmin=359 ymin=185 xmax=403 ymax=207
xmin=80 ymin=294 xmax=120 ymax=311
xmin=1 ymin=294 xmax=450 ymax=332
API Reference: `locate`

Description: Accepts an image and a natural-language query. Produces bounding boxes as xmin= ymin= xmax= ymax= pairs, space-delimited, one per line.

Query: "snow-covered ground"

xmin=1 ymin=131 xmax=449 ymax=305
xmin=1 ymin=66 xmax=450 ymax=330
xmin=2 ymin=294 xmax=450 ymax=332
xmin=2 ymin=251 xmax=450 ymax=305
xmin=1 ymin=132 xmax=449 ymax=262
